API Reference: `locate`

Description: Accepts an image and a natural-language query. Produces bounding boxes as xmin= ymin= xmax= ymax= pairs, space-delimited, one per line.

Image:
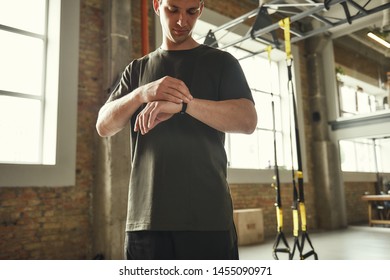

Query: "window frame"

xmin=0 ymin=0 xmax=79 ymax=186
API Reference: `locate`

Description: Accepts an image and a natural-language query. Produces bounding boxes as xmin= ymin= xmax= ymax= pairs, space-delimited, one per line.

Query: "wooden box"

xmin=233 ymin=208 xmax=264 ymax=245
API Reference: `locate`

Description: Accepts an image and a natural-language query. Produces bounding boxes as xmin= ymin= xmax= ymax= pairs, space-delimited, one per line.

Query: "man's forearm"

xmin=186 ymin=98 xmax=257 ymax=134
xmin=96 ymin=89 xmax=142 ymax=137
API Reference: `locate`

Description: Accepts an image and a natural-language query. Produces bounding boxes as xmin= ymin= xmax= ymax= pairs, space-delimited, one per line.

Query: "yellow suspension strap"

xmin=279 ymin=18 xmax=291 ymax=60
xmin=280 ymin=17 xmax=318 ymax=260
xmin=289 ymin=159 xmax=302 ymax=260
xmin=268 ymin=45 xmax=291 ymax=260
xmin=279 ymin=17 xmax=300 ymax=260
xmin=297 ymin=172 xmax=317 ymax=260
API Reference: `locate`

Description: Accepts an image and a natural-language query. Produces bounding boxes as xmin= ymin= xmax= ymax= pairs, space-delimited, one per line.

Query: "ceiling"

xmin=243 ymin=0 xmax=390 ymax=57
xmin=200 ymin=0 xmax=390 ymax=66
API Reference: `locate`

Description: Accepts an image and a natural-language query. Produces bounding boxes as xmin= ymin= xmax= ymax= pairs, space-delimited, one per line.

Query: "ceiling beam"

xmin=202 ymin=0 xmax=390 ymax=52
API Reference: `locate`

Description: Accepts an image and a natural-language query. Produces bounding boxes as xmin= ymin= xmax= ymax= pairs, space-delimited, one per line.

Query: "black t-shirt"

xmin=108 ymin=44 xmax=254 ymax=231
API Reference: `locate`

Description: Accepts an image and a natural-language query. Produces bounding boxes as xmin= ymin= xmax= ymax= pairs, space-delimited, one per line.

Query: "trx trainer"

xmin=280 ymin=17 xmax=318 ymax=260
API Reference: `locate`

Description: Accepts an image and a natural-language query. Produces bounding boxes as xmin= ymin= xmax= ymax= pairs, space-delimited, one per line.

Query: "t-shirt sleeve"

xmin=106 ymin=62 xmax=137 ymax=103
xmin=218 ymin=52 xmax=254 ymax=103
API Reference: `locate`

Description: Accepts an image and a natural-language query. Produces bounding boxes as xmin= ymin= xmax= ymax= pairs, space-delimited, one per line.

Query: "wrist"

xmin=132 ymin=86 xmax=146 ymax=105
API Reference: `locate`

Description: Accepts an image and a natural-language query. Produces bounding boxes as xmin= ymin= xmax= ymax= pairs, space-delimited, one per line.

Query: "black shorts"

xmin=124 ymin=228 xmax=239 ymax=260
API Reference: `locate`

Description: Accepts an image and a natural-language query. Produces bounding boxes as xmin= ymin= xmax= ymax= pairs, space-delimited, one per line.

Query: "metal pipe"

xmin=277 ymin=1 xmax=390 ymax=48
xmin=141 ymin=0 xmax=149 ymax=55
xmin=219 ymin=2 xmax=334 ymax=50
xmin=197 ymin=0 xmax=284 ymax=40
xmin=206 ymin=0 xmax=389 ymax=56
xmin=197 ymin=8 xmax=260 ymax=40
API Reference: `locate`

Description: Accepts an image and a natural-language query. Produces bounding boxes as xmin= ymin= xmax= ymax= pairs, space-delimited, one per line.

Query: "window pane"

xmin=254 ymin=93 xmax=282 ymax=130
xmin=0 ymin=30 xmax=44 ymax=95
xmin=355 ymin=141 xmax=375 ymax=172
xmin=240 ymin=57 xmax=280 ymax=95
xmin=241 ymin=57 xmax=271 ymax=91
xmin=339 ymin=86 xmax=356 ymax=114
xmin=378 ymin=139 xmax=390 ymax=172
xmin=369 ymin=95 xmax=376 ymax=112
xmin=266 ymin=131 xmax=285 ymax=169
xmin=0 ymin=96 xmax=41 ymax=163
xmin=340 ymin=139 xmax=379 ymax=172
xmin=258 ymin=130 xmax=278 ymax=169
xmin=0 ymin=0 xmax=46 ymax=34
xmin=339 ymin=140 xmax=357 ymax=172
xmin=229 ymin=132 xmax=260 ymax=169
xmin=357 ymin=91 xmax=370 ymax=114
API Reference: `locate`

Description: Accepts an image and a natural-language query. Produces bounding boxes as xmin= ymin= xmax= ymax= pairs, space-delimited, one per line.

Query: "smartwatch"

xmin=180 ymin=102 xmax=187 ymax=114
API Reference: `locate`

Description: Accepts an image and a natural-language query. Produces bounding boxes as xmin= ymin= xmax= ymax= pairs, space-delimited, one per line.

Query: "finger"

xmin=140 ymin=110 xmax=148 ymax=135
xmin=160 ymin=77 xmax=192 ymax=102
xmin=148 ymin=102 xmax=161 ymax=129
xmin=176 ymin=81 xmax=193 ymax=101
xmin=136 ymin=109 xmax=146 ymax=135
xmin=161 ymin=88 xmax=190 ymax=104
xmin=167 ymin=81 xmax=192 ymax=102
xmin=135 ymin=103 xmax=150 ymax=133
xmin=162 ymin=90 xmax=184 ymax=104
xmin=148 ymin=105 xmax=156 ymax=129
xmin=134 ymin=113 xmax=140 ymax=132
xmin=144 ymin=103 xmax=156 ymax=133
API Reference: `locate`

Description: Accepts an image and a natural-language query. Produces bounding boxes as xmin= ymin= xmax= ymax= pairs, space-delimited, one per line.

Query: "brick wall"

xmin=230 ymin=183 xmax=295 ymax=239
xmin=206 ymin=0 xmax=257 ymax=18
xmin=334 ymin=41 xmax=384 ymax=81
xmin=0 ymin=187 xmax=91 ymax=259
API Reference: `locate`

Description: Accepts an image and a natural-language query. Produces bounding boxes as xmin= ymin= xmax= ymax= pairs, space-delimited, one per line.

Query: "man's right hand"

xmin=140 ymin=76 xmax=193 ymax=104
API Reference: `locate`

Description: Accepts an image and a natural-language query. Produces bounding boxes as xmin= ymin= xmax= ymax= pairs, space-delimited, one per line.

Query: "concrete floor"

xmin=239 ymin=225 xmax=390 ymax=260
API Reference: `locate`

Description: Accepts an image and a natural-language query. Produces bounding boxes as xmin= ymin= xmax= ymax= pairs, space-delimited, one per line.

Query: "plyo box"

xmin=233 ymin=208 xmax=264 ymax=245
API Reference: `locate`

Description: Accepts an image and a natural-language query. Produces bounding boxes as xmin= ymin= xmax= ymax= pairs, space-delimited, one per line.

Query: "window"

xmin=0 ymin=0 xmax=79 ymax=186
xmin=337 ymin=69 xmax=388 ymax=118
xmin=340 ymin=138 xmax=390 ymax=173
xmin=190 ymin=9 xmax=304 ymax=183
xmin=0 ymin=0 xmax=47 ymax=163
xmin=225 ymin=48 xmax=293 ymax=171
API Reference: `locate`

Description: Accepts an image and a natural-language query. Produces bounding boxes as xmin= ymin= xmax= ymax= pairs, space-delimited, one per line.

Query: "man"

xmin=96 ymin=0 xmax=257 ymax=260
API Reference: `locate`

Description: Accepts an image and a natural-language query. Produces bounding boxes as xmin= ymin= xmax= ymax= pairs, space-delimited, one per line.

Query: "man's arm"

xmin=95 ymin=87 xmax=143 ymax=137
xmin=134 ymin=97 xmax=257 ymax=135
xmin=96 ymin=76 xmax=193 ymax=137
xmin=186 ymin=98 xmax=257 ymax=134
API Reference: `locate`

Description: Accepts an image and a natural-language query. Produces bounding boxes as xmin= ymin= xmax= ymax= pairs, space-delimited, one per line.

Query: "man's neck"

xmin=160 ymin=38 xmax=200 ymax=51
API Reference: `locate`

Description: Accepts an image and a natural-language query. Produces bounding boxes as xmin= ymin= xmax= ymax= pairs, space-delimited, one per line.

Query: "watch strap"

xmin=180 ymin=102 xmax=187 ymax=114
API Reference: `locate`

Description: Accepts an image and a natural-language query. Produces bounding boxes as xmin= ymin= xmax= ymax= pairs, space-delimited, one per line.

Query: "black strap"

xmin=180 ymin=102 xmax=187 ymax=114
xmin=287 ymin=60 xmax=318 ymax=260
xmin=268 ymin=48 xmax=291 ymax=260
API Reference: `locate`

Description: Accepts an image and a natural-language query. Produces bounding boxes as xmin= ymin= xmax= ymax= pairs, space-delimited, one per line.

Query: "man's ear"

xmin=153 ymin=0 xmax=160 ymax=16
xmin=199 ymin=2 xmax=204 ymax=17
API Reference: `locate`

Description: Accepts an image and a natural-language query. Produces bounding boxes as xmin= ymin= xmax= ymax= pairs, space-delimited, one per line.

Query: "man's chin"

xmin=171 ymin=37 xmax=190 ymax=45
